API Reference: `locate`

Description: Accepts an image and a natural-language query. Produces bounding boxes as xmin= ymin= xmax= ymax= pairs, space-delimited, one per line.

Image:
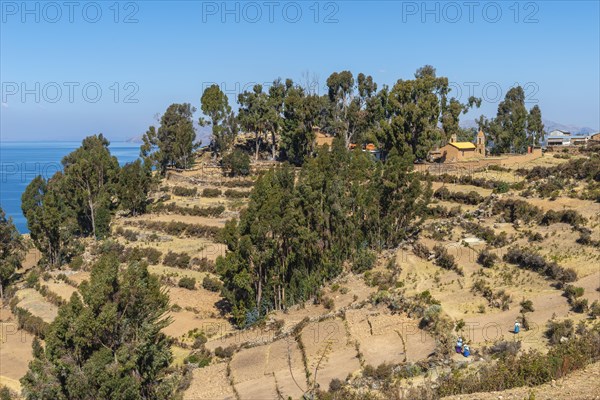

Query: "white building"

xmin=547 ymin=130 xmax=572 ymax=146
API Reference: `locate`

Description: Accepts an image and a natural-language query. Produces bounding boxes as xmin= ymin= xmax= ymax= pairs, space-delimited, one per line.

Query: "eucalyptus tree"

xmin=527 ymin=104 xmax=545 ymax=146
xmin=118 ymin=159 xmax=153 ymax=216
xmin=21 ymin=174 xmax=76 ymax=266
xmin=61 ymin=134 xmax=120 ymax=239
xmin=280 ymin=80 xmax=328 ymax=164
xmin=0 ymin=207 xmax=25 ymax=298
xmin=142 ymin=103 xmax=198 ymax=174
xmin=238 ymin=84 xmax=270 ymax=160
xmin=200 ymin=84 xmax=232 ymax=156
xmin=481 ymin=86 xmax=529 ymax=154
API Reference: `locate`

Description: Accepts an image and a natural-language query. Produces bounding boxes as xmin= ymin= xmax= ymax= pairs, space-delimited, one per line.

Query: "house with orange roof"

xmin=430 ymin=130 xmax=486 ymax=163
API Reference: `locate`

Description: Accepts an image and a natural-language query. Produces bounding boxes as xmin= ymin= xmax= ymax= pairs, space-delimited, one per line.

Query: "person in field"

xmin=456 ymin=336 xmax=463 ymax=353
xmin=462 ymin=343 xmax=470 ymax=357
xmin=514 ymin=320 xmax=521 ymax=334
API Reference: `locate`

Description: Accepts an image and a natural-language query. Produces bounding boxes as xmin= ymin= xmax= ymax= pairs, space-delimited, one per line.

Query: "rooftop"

xmin=449 ymin=142 xmax=476 ymax=150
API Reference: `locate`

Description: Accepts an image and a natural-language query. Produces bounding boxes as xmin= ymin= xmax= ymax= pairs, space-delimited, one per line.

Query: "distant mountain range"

xmin=126 ymin=124 xmax=212 ymax=144
xmin=460 ymin=119 xmax=598 ymax=136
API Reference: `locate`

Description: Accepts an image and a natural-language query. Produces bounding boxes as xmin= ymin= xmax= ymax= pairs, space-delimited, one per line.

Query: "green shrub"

xmin=164 ymin=251 xmax=191 ymax=269
xmin=493 ymin=181 xmax=510 ymax=193
xmin=184 ymin=349 xmax=211 ymax=368
xmin=520 ymin=299 xmax=534 ymax=313
xmin=322 ymin=296 xmax=335 ymax=310
xmin=214 ymin=345 xmax=236 ymax=358
xmin=70 ymin=255 xmax=84 ymax=271
xmin=545 ymin=319 xmax=574 ymax=345
xmin=202 ymin=188 xmax=221 ymax=197
xmin=222 ymin=148 xmax=251 ymax=177
xmin=504 ymin=247 xmax=577 ymax=283
xmin=477 ymin=248 xmax=499 ymax=268
xmin=172 ymin=186 xmax=197 ymax=197
xmin=589 ymin=300 xmax=600 ymax=318
xmin=433 ymin=245 xmax=460 ymax=274
xmin=352 ymin=248 xmax=376 ymax=273
xmin=178 ymin=277 xmax=196 ymax=290
xmin=202 ymin=276 xmax=222 ymax=292
xmin=191 ymin=257 xmax=216 ymax=272
xmin=223 ymin=189 xmax=250 ymax=198
xmin=25 ymin=270 xmax=40 ymax=288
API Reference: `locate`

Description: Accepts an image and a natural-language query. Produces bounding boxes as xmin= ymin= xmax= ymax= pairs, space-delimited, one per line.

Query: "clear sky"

xmin=1 ymin=0 xmax=599 ymax=142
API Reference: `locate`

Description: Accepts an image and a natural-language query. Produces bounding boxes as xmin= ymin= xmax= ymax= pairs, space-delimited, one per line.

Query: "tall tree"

xmin=200 ymin=85 xmax=232 ymax=156
xmin=62 ymin=134 xmax=120 ymax=239
xmin=326 ymin=71 xmax=356 ymax=147
xmin=385 ymin=65 xmax=456 ymax=159
xmin=266 ymin=79 xmax=286 ymax=160
xmin=441 ymin=97 xmax=481 ymax=145
xmin=118 ymin=159 xmax=153 ymax=216
xmin=280 ymin=80 xmax=327 ymax=164
xmin=483 ymin=86 xmax=528 ymax=154
xmin=21 ymin=174 xmax=76 ymax=267
xmin=0 ymin=207 xmax=25 ymax=298
xmin=238 ymin=85 xmax=270 ymax=161
xmin=527 ymin=104 xmax=545 ymax=146
xmin=21 ymin=256 xmax=176 ymax=399
xmin=142 ymin=103 xmax=198 ymax=175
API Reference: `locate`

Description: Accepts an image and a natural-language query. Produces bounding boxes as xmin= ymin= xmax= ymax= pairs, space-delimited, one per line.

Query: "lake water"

xmin=0 ymin=141 xmax=141 ymax=233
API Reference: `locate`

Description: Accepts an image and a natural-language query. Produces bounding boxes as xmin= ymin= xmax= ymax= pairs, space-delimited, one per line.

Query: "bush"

xmin=144 ymin=248 xmax=162 ymax=265
xmin=541 ymin=209 xmax=586 ymax=228
xmin=433 ymin=245 xmax=460 ymax=274
xmin=214 ymin=345 xmax=236 ymax=358
xmin=492 ymin=199 xmax=543 ymax=224
xmin=184 ymin=349 xmax=211 ymax=368
xmin=412 ymin=242 xmax=431 ymax=259
xmin=504 ymin=247 xmax=577 ymax=283
xmin=322 ymin=296 xmax=335 ymax=310
xmin=545 ymin=319 xmax=574 ymax=345
xmin=433 ymin=187 xmax=484 ymax=205
xmin=571 ymin=298 xmax=588 ymax=313
xmin=191 ymin=257 xmax=216 ymax=272
xmin=121 ymin=229 xmax=138 ymax=242
xmin=493 ymin=181 xmax=510 ymax=194
xmin=352 ymin=248 xmax=376 ymax=273
xmin=151 ymin=203 xmax=225 ymax=217
xmin=12 ymin=306 xmax=49 ymax=339
xmin=563 ymin=285 xmax=584 ymax=301
xmin=164 ymin=251 xmax=191 ymax=269
xmin=487 ymin=340 xmax=521 ymax=358
xmin=363 ymin=362 xmax=394 ymax=380
xmin=328 ymin=378 xmax=343 ymax=392
xmin=222 ymin=148 xmax=251 ymax=177
xmin=70 ymin=255 xmax=84 ymax=271
xmin=127 ymin=220 xmax=222 ymax=239
xmin=477 ymin=248 xmax=499 ymax=268
xmin=520 ymin=299 xmax=534 ymax=313
xmin=178 ymin=277 xmax=196 ymax=290
xmin=202 ymin=188 xmax=221 ymax=197
xmin=172 ymin=186 xmax=197 ymax=197
xmin=202 ymin=276 xmax=222 ymax=292
xmin=25 ymin=270 xmax=40 ymax=288
xmin=589 ymin=300 xmax=600 ymax=318
xmin=223 ymin=189 xmax=250 ymax=198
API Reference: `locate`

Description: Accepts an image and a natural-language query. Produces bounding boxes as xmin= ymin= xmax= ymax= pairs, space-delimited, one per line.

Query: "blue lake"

xmin=0 ymin=141 xmax=141 ymax=233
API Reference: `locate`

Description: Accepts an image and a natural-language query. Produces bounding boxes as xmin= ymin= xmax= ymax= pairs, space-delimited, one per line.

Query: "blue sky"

xmin=1 ymin=0 xmax=598 ymax=142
